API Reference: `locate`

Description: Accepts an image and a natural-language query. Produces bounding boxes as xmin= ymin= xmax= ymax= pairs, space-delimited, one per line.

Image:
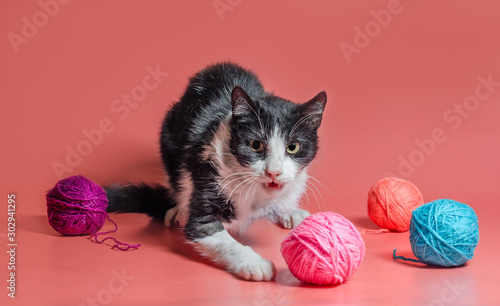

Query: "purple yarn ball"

xmin=46 ymin=175 xmax=108 ymax=236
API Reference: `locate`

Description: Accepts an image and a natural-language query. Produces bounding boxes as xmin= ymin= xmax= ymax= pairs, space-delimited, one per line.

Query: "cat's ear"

xmin=231 ymin=86 xmax=257 ymax=119
xmin=300 ymin=91 xmax=327 ymax=129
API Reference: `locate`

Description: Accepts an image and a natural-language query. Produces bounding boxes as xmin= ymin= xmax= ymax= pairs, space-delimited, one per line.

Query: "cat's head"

xmin=229 ymin=86 xmax=327 ymax=195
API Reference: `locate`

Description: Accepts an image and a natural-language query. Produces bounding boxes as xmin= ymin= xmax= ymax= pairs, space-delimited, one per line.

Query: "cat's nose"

xmin=265 ymin=170 xmax=282 ymax=180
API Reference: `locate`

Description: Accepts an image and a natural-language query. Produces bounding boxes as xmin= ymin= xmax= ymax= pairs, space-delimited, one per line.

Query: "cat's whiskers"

xmin=217 ymin=171 xmax=254 ymax=187
xmin=205 ymin=141 xmax=232 ymax=161
xmin=287 ymin=179 xmax=309 ymax=208
xmin=305 ymin=182 xmax=323 ymax=212
xmin=240 ymin=177 xmax=258 ymax=203
xmin=308 ymin=176 xmax=337 ymax=196
xmin=226 ymin=176 xmax=257 ymax=205
xmin=245 ymin=180 xmax=256 ymax=200
xmin=302 ymin=186 xmax=311 ymax=207
xmin=218 ymin=139 xmax=232 ymax=151
xmin=242 ymin=99 xmax=266 ymax=138
xmin=203 ymin=196 xmax=226 ymax=215
xmin=218 ymin=176 xmax=255 ymax=197
xmin=246 ymin=179 xmax=260 ymax=201
xmin=288 ymin=113 xmax=316 ymax=141
xmin=218 ymin=173 xmax=255 ymax=196
xmin=245 ymin=126 xmax=265 ymax=140
xmin=205 ymin=152 xmax=233 ymax=157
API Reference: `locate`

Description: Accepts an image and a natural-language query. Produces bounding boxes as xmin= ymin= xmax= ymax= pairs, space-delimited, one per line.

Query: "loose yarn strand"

xmin=392 ymin=249 xmax=424 ymax=264
xmin=89 ymin=216 xmax=141 ymax=251
xmin=360 ymin=228 xmax=389 ymax=235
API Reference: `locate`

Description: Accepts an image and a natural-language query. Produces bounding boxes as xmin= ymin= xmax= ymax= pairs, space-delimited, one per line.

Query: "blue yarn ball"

xmin=409 ymin=199 xmax=479 ymax=266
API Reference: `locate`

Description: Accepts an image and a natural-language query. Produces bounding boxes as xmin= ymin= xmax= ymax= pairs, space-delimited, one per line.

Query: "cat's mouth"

xmin=265 ymin=181 xmax=283 ymax=191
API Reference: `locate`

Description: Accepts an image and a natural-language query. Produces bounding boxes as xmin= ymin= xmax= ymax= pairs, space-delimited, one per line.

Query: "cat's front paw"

xmin=235 ymin=258 xmax=276 ymax=282
xmin=279 ymin=208 xmax=310 ymax=229
xmin=230 ymin=247 xmax=276 ymax=281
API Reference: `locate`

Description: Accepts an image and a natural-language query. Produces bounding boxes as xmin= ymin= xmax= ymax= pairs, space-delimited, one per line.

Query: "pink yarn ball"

xmin=281 ymin=212 xmax=365 ymax=286
xmin=46 ymin=175 xmax=108 ymax=236
xmin=46 ymin=175 xmax=141 ymax=251
xmin=367 ymin=177 xmax=424 ymax=232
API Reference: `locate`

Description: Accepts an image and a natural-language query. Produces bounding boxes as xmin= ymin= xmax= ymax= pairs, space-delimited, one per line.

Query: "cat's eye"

xmin=286 ymin=143 xmax=301 ymax=154
xmin=249 ymin=140 xmax=264 ymax=152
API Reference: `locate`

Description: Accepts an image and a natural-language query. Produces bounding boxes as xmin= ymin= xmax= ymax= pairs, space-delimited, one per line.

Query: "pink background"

xmin=1 ymin=0 xmax=499 ymax=305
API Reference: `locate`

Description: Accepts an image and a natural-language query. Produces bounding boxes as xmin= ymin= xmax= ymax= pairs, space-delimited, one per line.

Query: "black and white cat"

xmin=106 ymin=62 xmax=327 ymax=281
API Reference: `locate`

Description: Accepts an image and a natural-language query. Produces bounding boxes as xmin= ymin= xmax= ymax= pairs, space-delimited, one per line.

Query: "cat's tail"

xmin=104 ymin=183 xmax=175 ymax=222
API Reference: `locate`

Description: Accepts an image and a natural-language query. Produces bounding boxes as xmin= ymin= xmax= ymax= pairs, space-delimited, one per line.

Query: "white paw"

xmin=230 ymin=247 xmax=276 ymax=281
xmin=164 ymin=206 xmax=188 ymax=228
xmin=279 ymin=208 xmax=310 ymax=229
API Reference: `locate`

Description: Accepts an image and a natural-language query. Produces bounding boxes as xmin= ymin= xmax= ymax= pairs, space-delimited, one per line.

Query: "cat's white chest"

xmin=223 ymin=194 xmax=257 ymax=234
xmin=223 ymin=171 xmax=308 ymax=235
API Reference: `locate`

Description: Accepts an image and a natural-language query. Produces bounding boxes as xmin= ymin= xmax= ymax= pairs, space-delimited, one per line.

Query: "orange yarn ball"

xmin=367 ymin=177 xmax=424 ymax=232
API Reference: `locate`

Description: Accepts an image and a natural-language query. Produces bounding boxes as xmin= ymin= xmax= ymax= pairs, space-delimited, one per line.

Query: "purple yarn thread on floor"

xmin=46 ymin=175 xmax=140 ymax=251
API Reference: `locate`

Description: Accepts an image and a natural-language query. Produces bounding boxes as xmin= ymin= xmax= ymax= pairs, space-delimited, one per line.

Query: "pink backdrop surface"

xmin=1 ymin=0 xmax=499 ymax=305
